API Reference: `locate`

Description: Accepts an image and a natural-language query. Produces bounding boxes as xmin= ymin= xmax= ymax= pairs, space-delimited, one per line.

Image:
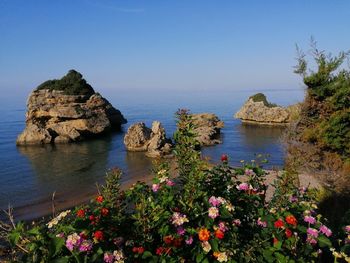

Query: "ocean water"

xmin=0 ymin=89 xmax=304 ymax=220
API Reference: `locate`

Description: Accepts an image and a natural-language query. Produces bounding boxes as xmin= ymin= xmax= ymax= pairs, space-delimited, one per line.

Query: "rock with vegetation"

xmin=124 ymin=121 xmax=173 ymax=157
xmin=234 ymin=93 xmax=299 ymax=125
xmin=285 ymin=44 xmax=350 ymax=194
xmin=191 ymin=113 xmax=224 ymax=145
xmin=16 ymin=70 xmax=127 ymax=145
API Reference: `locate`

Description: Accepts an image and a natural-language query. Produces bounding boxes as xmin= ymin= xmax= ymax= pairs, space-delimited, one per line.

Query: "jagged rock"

xmin=16 ymin=71 xmax=126 ymax=145
xmin=234 ymin=93 xmax=299 ymax=125
xmin=124 ymin=121 xmax=173 ymax=158
xmin=191 ymin=113 xmax=224 ymax=146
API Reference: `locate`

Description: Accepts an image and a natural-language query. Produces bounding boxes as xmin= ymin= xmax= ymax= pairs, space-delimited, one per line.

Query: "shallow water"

xmin=0 ymin=89 xmax=304 ymax=220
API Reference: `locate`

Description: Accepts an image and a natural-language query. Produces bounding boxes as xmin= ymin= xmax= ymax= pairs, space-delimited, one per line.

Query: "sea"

xmin=0 ymin=89 xmax=304 ymax=221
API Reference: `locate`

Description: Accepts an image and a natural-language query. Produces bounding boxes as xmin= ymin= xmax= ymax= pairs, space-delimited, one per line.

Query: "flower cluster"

xmin=65 ymin=232 xmax=93 ymax=253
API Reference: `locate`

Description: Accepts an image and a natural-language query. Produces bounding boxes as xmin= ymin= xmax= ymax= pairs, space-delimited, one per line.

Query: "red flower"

xmin=221 ymin=154 xmax=228 ymax=162
xmin=96 ymin=195 xmax=104 ymax=203
xmin=285 ymin=215 xmax=297 ymax=226
xmin=76 ymin=209 xmax=85 ymax=218
xmin=273 ymin=237 xmax=279 ymax=245
xmin=156 ymin=247 xmax=165 ymax=255
xmin=93 ymin=230 xmax=104 ymax=241
xmin=285 ymin=228 xmax=292 ymax=238
xmin=101 ymin=208 xmax=109 ymax=216
xmin=89 ymin=215 xmax=95 ymax=221
xmin=163 ymin=235 xmax=174 ymax=245
xmin=132 ymin=247 xmax=138 ymax=253
xmin=274 ymin=219 xmax=284 ymax=228
xmin=173 ymin=238 xmax=183 ymax=248
xmin=137 ymin=247 xmax=145 ymax=254
xmin=214 ymin=229 xmax=225 ymax=239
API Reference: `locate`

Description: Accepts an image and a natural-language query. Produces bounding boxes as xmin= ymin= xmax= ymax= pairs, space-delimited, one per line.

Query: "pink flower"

xmin=79 ymin=240 xmax=93 ymax=252
xmin=166 ymin=180 xmax=175 ymax=186
xmin=171 ymin=212 xmax=189 ymax=226
xmin=185 ymin=236 xmax=193 ymax=245
xmin=177 ymin=226 xmax=185 ymax=236
xmin=244 ymin=169 xmax=255 ymax=176
xmin=233 ymin=219 xmax=241 ymax=226
xmin=307 ymin=228 xmax=319 ymax=238
xmin=236 ymin=183 xmax=250 ymax=191
xmin=306 ymin=237 xmax=317 ymax=245
xmin=257 ymin=218 xmax=267 ymax=228
xmin=152 ymin=184 xmax=160 ymax=192
xmin=218 ymin=222 xmax=228 ymax=232
xmin=65 ymin=233 xmax=82 ymax=251
xmin=208 ymin=207 xmax=219 ymax=219
xmin=345 ymin=225 xmax=350 ymax=233
xmin=104 ymin=252 xmax=114 ymax=263
xmin=319 ymin=225 xmax=332 ymax=237
xmin=304 ymin=216 xmax=316 ymax=224
xmin=209 ymin=196 xmax=222 ymax=207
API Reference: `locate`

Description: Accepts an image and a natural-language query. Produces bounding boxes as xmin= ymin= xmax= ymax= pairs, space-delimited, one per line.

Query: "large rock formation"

xmin=124 ymin=121 xmax=173 ymax=158
xmin=17 ymin=70 xmax=127 ymax=145
xmin=234 ymin=93 xmax=299 ymax=125
xmin=192 ymin=113 xmax=224 ymax=145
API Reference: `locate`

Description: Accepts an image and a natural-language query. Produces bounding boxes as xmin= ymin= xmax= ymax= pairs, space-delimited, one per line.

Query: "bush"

xmin=4 ymin=110 xmax=350 ymax=262
xmin=249 ymin=93 xmax=277 ymax=108
xmin=36 ymin=70 xmax=95 ymax=96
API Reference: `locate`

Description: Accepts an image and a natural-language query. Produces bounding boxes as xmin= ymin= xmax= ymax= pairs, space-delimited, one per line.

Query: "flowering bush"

xmin=5 ymin=110 xmax=350 ymax=262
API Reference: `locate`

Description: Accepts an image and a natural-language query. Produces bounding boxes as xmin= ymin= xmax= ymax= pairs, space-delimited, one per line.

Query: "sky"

xmin=0 ymin=0 xmax=350 ymax=98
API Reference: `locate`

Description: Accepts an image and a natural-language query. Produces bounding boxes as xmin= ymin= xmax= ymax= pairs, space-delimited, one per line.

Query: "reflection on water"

xmin=238 ymin=123 xmax=286 ymax=148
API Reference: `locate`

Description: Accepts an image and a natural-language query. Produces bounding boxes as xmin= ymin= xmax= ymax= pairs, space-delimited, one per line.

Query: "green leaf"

xmin=209 ymin=239 xmax=219 ymax=252
xmin=318 ymin=235 xmax=332 ymax=248
xmin=49 ymin=237 xmax=65 ymax=257
xmin=8 ymin=231 xmax=20 ymax=245
xmin=142 ymin=251 xmax=153 ymax=259
xmin=196 ymin=253 xmax=204 ymax=263
xmin=50 ymin=256 xmax=70 ymax=263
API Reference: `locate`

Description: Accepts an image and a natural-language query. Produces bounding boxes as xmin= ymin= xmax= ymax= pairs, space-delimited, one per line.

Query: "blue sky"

xmin=0 ymin=0 xmax=349 ymax=96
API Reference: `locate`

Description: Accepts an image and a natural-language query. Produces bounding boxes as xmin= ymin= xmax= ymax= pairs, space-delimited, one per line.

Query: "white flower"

xmin=216 ymin=252 xmax=228 ymax=262
xmin=201 ymin=241 xmax=211 ymax=253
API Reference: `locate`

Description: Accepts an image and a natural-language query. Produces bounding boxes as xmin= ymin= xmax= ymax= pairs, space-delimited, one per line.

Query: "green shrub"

xmin=249 ymin=93 xmax=277 ymax=108
xmin=36 ymin=70 xmax=95 ymax=96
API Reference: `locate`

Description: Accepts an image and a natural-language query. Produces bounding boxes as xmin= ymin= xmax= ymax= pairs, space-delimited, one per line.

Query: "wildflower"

xmin=306 ymin=237 xmax=317 ymax=245
xmin=101 ymin=208 xmax=109 ymax=216
xmin=218 ymin=221 xmax=228 ymax=232
xmin=244 ymin=169 xmax=255 ymax=176
xmin=257 ymin=218 xmax=267 ymax=228
xmin=285 ymin=229 xmax=292 ymax=238
xmin=198 ymin=228 xmax=210 ymax=241
xmin=152 ymin=184 xmax=160 ymax=192
xmin=215 ymin=229 xmax=225 ymax=239
xmin=93 ymin=230 xmax=104 ymax=241
xmin=209 ymin=196 xmax=222 ymax=207
xmin=177 ymin=226 xmax=186 ymax=236
xmin=236 ymin=183 xmax=250 ymax=191
xmin=274 ymin=219 xmax=284 ymax=229
xmin=171 ymin=212 xmax=189 ymax=226
xmin=208 ymin=207 xmax=219 ymax=219
xmin=89 ymin=215 xmax=95 ymax=221
xmin=56 ymin=233 xmax=64 ymax=238
xmin=307 ymin=228 xmax=319 ymax=238
xmin=163 ymin=235 xmax=174 ymax=245
xmin=214 ymin=251 xmax=228 ymax=262
xmin=77 ymin=209 xmax=85 ymax=218
xmin=79 ymin=240 xmax=93 ymax=252
xmin=156 ymin=247 xmax=166 ymax=255
xmin=232 ymin=219 xmax=241 ymax=226
xmin=113 ymin=249 xmax=124 ymax=261
xmin=96 ymin=195 xmax=104 ymax=203
xmin=221 ymin=154 xmax=228 ymax=162
xmin=225 ymin=202 xmax=235 ymax=212
xmin=66 ymin=233 xmax=82 ymax=251
xmin=132 ymin=247 xmax=144 ymax=254
xmin=304 ymin=216 xmax=316 ymax=225
xmin=285 ymin=215 xmax=297 ymax=226
xmin=319 ymin=225 xmax=332 ymax=237
xmin=185 ymin=236 xmax=193 ymax=245
xmin=104 ymin=252 xmax=114 ymax=263
xmin=166 ymin=179 xmax=175 ymax=186
xmin=201 ymin=241 xmax=211 ymax=253
xmin=46 ymin=210 xmax=71 ymax=228
xmin=345 ymin=225 xmax=350 ymax=233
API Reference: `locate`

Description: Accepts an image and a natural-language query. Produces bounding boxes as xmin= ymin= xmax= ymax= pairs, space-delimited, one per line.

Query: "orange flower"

xmin=213 ymin=251 xmax=220 ymax=258
xmin=285 ymin=215 xmax=297 ymax=226
xmin=214 ymin=229 xmax=224 ymax=239
xmin=163 ymin=235 xmax=174 ymax=245
xmin=76 ymin=209 xmax=85 ymax=218
xmin=96 ymin=195 xmax=104 ymax=203
xmin=198 ymin=228 xmax=210 ymax=241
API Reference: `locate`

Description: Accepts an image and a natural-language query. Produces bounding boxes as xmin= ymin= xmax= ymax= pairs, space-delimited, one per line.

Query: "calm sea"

xmin=0 ymin=89 xmax=304 ymax=220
